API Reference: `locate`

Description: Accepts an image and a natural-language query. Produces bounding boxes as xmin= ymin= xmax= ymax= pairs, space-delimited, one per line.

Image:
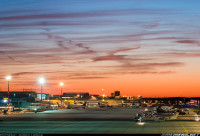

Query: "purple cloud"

xmin=176 ymin=40 xmax=200 ymax=46
xmin=93 ymin=46 xmax=141 ymax=62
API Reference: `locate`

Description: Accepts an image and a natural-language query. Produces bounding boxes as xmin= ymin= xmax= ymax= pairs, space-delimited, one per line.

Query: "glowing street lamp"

xmin=101 ymin=88 xmax=104 ymax=97
xmin=60 ymin=82 xmax=64 ymax=87
xmin=6 ymin=76 xmax=12 ymax=81
xmin=60 ymin=82 xmax=64 ymax=96
xmin=60 ymin=82 xmax=64 ymax=107
xmin=38 ymin=77 xmax=45 ymax=101
xmin=6 ymin=76 xmax=11 ymax=108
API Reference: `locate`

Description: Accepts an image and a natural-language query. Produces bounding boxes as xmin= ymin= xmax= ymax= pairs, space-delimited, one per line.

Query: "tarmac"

xmin=0 ymin=108 xmax=199 ymax=134
xmin=0 ymin=120 xmax=199 ymax=134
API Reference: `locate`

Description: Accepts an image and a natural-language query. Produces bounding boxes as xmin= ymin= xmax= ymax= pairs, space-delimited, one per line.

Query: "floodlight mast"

xmin=6 ymin=76 xmax=12 ymax=108
xmin=39 ymin=77 xmax=45 ymax=101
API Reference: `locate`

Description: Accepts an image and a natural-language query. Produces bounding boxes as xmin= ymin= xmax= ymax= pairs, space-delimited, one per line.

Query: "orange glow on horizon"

xmin=1 ymin=66 xmax=200 ymax=98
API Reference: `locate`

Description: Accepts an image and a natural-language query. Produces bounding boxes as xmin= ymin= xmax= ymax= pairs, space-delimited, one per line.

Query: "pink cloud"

xmin=93 ymin=46 xmax=141 ymax=62
xmin=176 ymin=40 xmax=200 ymax=46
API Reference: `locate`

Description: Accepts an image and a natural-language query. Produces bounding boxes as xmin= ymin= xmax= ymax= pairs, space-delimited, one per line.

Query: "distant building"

xmin=90 ymin=95 xmax=100 ymax=100
xmin=138 ymin=95 xmax=143 ymax=103
xmin=114 ymin=91 xmax=120 ymax=98
xmin=37 ymin=93 xmax=50 ymax=101
xmin=92 ymin=95 xmax=99 ymax=98
xmin=52 ymin=95 xmax=61 ymax=100
xmin=111 ymin=93 xmax=114 ymax=97
xmin=62 ymin=92 xmax=90 ymax=99
xmin=0 ymin=91 xmax=37 ymax=108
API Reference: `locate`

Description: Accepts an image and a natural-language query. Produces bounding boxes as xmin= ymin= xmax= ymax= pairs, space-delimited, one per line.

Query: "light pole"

xmin=60 ymin=82 xmax=64 ymax=108
xmin=102 ymin=89 xmax=104 ymax=98
xmin=6 ymin=76 xmax=11 ymax=109
xmin=39 ymin=77 xmax=45 ymax=101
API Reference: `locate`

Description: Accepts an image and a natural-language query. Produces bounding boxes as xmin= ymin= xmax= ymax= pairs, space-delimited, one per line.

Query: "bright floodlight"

xmin=195 ymin=115 xmax=199 ymax=121
xmin=60 ymin=82 xmax=64 ymax=86
xmin=137 ymin=122 xmax=145 ymax=126
xmin=39 ymin=77 xmax=45 ymax=84
xmin=6 ymin=76 xmax=12 ymax=81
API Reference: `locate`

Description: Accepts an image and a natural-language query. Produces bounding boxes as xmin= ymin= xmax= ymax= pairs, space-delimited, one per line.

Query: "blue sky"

xmin=0 ymin=0 xmax=200 ymax=97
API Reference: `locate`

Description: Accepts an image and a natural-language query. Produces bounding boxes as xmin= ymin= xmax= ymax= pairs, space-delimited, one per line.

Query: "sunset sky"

xmin=1 ymin=0 xmax=200 ymax=97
